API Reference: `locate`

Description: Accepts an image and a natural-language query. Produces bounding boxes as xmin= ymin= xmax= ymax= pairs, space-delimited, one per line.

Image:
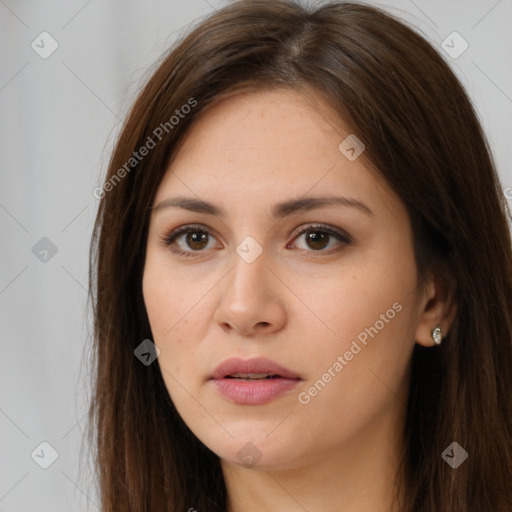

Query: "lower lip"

xmin=212 ymin=377 xmax=300 ymax=405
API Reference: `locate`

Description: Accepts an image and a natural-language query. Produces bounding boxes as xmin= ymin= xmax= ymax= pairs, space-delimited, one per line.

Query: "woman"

xmin=88 ymin=1 xmax=512 ymax=510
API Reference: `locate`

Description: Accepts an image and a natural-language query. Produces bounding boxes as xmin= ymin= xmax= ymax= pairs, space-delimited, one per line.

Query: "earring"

xmin=432 ymin=326 xmax=442 ymax=345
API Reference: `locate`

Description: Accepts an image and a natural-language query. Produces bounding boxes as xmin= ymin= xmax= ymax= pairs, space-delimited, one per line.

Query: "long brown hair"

xmin=88 ymin=1 xmax=512 ymax=510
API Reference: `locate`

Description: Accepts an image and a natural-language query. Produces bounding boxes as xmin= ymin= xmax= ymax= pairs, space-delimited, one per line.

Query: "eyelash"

xmin=160 ymin=223 xmax=351 ymax=258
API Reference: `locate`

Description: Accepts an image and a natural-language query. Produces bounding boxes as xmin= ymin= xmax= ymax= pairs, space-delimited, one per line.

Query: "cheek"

xmin=292 ymin=302 xmax=416 ymax=457
xmin=143 ymin=248 xmax=199 ymax=338
xmin=292 ymin=242 xmax=416 ymax=349
xmin=294 ymin=245 xmax=417 ymax=382
xmin=142 ymin=253 xmax=211 ymax=384
xmin=143 ymin=255 xmax=181 ymax=365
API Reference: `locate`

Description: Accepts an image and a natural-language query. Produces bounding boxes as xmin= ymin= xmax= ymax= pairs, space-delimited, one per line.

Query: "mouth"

xmin=224 ymin=373 xmax=283 ymax=380
xmin=211 ymin=357 xmax=301 ymax=380
xmin=210 ymin=357 xmax=302 ymax=405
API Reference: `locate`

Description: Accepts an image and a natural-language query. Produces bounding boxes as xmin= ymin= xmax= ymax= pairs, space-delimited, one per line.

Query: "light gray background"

xmin=1 ymin=0 xmax=511 ymax=510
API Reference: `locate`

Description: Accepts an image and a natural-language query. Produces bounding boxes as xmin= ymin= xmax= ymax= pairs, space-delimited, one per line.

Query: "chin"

xmin=197 ymin=426 xmax=306 ymax=471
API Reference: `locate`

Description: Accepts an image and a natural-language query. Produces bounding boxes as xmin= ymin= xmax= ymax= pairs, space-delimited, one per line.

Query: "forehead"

xmin=177 ymin=87 xmax=348 ymax=158
xmin=153 ymin=88 xmax=399 ymax=220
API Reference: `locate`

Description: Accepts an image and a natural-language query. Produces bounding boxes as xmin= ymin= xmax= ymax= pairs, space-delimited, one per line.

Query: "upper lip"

xmin=211 ymin=357 xmax=301 ymax=380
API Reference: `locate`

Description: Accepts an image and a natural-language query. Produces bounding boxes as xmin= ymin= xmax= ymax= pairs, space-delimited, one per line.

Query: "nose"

xmin=213 ymin=245 xmax=287 ymax=337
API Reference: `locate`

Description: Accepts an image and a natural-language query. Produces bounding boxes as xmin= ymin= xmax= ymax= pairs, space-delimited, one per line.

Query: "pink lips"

xmin=210 ymin=357 xmax=301 ymax=405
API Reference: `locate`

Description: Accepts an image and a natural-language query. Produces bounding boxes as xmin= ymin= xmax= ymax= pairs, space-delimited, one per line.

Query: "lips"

xmin=210 ymin=357 xmax=301 ymax=405
xmin=211 ymin=357 xmax=301 ymax=381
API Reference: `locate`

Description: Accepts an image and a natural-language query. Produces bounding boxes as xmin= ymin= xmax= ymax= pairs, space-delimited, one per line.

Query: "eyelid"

xmin=160 ymin=224 xmax=218 ymax=245
xmin=288 ymin=223 xmax=351 ymax=245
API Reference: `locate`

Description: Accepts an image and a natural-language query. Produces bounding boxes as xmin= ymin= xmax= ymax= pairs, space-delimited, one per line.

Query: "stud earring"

xmin=432 ymin=326 xmax=442 ymax=345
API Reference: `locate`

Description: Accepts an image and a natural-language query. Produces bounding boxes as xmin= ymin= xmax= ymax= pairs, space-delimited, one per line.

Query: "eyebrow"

xmin=152 ymin=194 xmax=374 ymax=218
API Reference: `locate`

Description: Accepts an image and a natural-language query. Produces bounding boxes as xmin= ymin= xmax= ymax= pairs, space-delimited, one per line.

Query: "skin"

xmin=142 ymin=88 xmax=456 ymax=512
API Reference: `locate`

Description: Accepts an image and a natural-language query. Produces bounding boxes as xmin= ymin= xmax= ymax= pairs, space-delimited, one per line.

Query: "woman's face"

xmin=143 ymin=88 xmax=429 ymax=470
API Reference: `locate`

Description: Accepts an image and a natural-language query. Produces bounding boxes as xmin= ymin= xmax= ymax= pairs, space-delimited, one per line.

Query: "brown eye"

xmin=304 ymin=231 xmax=330 ymax=251
xmin=162 ymin=225 xmax=218 ymax=258
xmin=290 ymin=224 xmax=351 ymax=253
xmin=184 ymin=231 xmax=209 ymax=251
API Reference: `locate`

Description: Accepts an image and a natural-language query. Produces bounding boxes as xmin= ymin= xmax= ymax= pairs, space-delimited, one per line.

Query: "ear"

xmin=414 ymin=272 xmax=457 ymax=347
